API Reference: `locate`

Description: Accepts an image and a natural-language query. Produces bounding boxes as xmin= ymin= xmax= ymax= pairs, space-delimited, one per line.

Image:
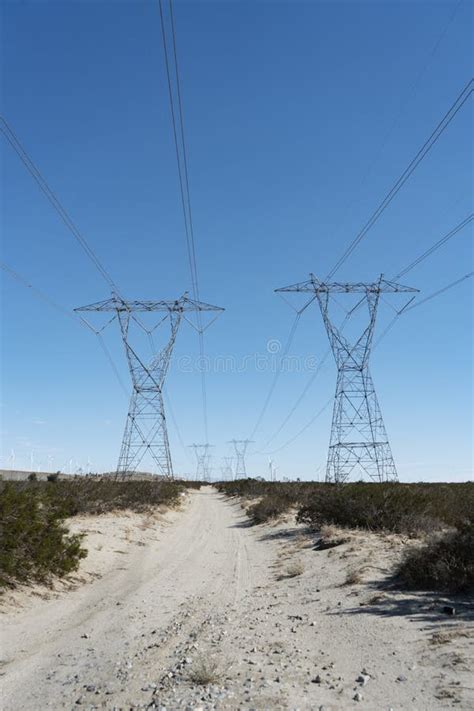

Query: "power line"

xmin=1 ymin=261 xmax=128 ymax=399
xmin=158 ymin=0 xmax=209 ymax=441
xmin=0 ymin=116 xmax=120 ymax=293
xmin=247 ymin=296 xmax=316 ymax=441
xmin=169 ymin=0 xmax=200 ymax=300
xmin=393 ymin=214 xmax=473 ymax=279
xmin=157 ymin=0 xmax=198 ymax=299
xmin=403 ymin=271 xmax=473 ymax=313
xmin=326 ymin=78 xmax=473 ymax=279
xmin=168 ymin=0 xmax=211 ymax=442
xmin=163 ymin=387 xmax=194 ymax=464
xmin=95 ymin=333 xmax=129 ymax=398
xmin=1 ymin=262 xmax=82 ymax=324
xmin=318 ymin=0 xmax=463 ymax=265
xmin=255 ymin=306 xmax=360 ymax=452
xmin=259 ymin=350 xmax=331 ymax=450
xmin=263 ymin=399 xmax=333 ymax=456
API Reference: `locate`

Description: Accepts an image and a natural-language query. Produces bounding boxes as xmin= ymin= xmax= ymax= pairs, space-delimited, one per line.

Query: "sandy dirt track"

xmin=1 ymin=488 xmax=473 ymax=710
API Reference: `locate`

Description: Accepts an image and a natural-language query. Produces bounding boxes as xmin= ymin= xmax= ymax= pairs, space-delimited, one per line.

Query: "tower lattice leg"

xmin=116 ymin=389 xmax=173 ymax=477
xmin=325 ymin=367 xmax=397 ymax=483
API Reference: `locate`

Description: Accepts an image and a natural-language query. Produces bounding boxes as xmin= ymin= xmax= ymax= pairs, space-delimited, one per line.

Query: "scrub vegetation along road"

xmin=1 ymin=487 xmax=473 ymax=710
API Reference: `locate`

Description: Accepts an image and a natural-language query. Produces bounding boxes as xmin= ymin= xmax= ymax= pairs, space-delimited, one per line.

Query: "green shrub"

xmin=0 ymin=483 xmax=86 ymax=588
xmin=218 ymin=479 xmax=473 ymax=535
xmin=396 ymin=521 xmax=474 ymax=593
xmin=247 ymin=494 xmax=294 ymax=524
xmin=296 ymin=483 xmax=473 ymax=534
xmin=0 ymin=477 xmax=187 ymax=588
xmin=28 ymin=477 xmax=184 ymax=517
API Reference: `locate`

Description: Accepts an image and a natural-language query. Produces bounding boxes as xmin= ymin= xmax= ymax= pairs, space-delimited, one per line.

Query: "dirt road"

xmin=1 ymin=489 xmax=273 ymax=709
xmin=2 ymin=488 xmax=473 ymax=710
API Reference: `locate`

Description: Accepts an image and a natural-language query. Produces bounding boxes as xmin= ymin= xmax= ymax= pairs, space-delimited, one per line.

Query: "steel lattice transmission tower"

xmin=276 ymin=274 xmax=418 ymax=483
xmin=76 ymin=293 xmax=223 ymax=478
xmin=189 ymin=443 xmax=213 ymax=481
xmin=228 ymin=440 xmax=253 ymax=478
xmin=221 ymin=456 xmax=234 ymax=480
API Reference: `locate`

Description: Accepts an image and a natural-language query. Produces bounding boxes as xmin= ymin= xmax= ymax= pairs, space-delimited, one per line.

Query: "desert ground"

xmin=1 ymin=488 xmax=473 ymax=710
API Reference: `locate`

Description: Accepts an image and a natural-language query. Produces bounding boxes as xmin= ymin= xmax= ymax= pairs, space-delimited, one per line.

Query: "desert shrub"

xmin=12 ymin=477 xmax=185 ymax=517
xmin=219 ymin=479 xmax=473 ymax=534
xmin=0 ymin=477 xmax=187 ymax=588
xmin=0 ymin=483 xmax=86 ymax=588
xmin=396 ymin=521 xmax=474 ymax=593
xmin=181 ymin=480 xmax=202 ymax=490
xmin=189 ymin=657 xmax=221 ymax=685
xmin=47 ymin=472 xmax=59 ymax=482
xmin=296 ymin=483 xmax=473 ymax=534
xmin=247 ymin=494 xmax=294 ymax=524
xmin=216 ymin=478 xmax=274 ymax=499
xmin=28 ymin=472 xmax=37 ymax=482
xmin=284 ymin=561 xmax=304 ymax=578
xmin=218 ymin=479 xmax=319 ymax=525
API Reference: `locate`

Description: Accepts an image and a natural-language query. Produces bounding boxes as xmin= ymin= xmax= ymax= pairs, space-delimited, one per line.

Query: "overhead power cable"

xmin=158 ymin=0 xmax=209 ymax=441
xmin=326 ymin=78 xmax=473 ymax=279
xmin=393 ymin=214 xmax=473 ymax=279
xmin=318 ymin=1 xmax=463 ymax=281
xmin=247 ymin=296 xmax=316 ymax=442
xmin=375 ymin=271 xmax=474 ymax=348
xmin=1 ymin=262 xmax=128 ymax=398
xmin=163 ymin=388 xmax=194 ymax=464
xmin=0 ymin=116 xmax=120 ymax=293
xmin=1 ymin=262 xmax=82 ymax=324
xmin=263 ymin=398 xmax=333 ymax=456
xmin=259 ymin=351 xmax=332 ymax=450
xmin=403 ymin=271 xmax=473 ymax=313
xmin=255 ymin=306 xmax=359 ymax=452
xmin=168 ymin=0 xmax=210 ymax=443
xmin=247 ymin=313 xmax=302 ymax=441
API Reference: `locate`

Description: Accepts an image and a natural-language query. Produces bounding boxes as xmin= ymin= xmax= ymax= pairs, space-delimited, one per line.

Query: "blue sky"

xmin=1 ymin=0 xmax=472 ymax=481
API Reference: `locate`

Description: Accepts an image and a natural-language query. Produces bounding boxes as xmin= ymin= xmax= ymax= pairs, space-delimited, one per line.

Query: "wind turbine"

xmin=268 ymin=458 xmax=277 ymax=482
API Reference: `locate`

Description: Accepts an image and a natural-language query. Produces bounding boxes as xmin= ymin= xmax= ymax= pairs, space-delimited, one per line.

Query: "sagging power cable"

xmin=158 ymin=0 xmax=210 ymax=441
xmin=0 ymin=117 xmax=120 ymax=294
xmin=326 ymin=78 xmax=473 ymax=279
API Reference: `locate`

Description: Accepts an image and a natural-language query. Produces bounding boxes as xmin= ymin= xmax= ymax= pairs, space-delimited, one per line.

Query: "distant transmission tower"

xmin=229 ymin=440 xmax=253 ymax=478
xmin=76 ymin=293 xmax=223 ymax=478
xmin=221 ymin=456 xmax=234 ymax=480
xmin=276 ymin=274 xmax=418 ymax=483
xmin=189 ymin=443 xmax=213 ymax=481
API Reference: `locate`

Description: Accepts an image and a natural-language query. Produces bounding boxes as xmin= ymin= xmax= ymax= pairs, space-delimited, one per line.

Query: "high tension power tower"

xmin=221 ymin=456 xmax=234 ymax=481
xmin=76 ymin=293 xmax=223 ymax=478
xmin=276 ymin=274 xmax=418 ymax=483
xmin=229 ymin=439 xmax=253 ymax=478
xmin=189 ymin=443 xmax=213 ymax=481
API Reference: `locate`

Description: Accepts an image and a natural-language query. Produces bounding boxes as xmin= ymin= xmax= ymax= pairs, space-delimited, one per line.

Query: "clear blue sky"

xmin=1 ymin=0 xmax=472 ymax=481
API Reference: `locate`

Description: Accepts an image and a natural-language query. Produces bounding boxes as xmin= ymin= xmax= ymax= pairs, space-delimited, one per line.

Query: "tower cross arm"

xmin=181 ymin=296 xmax=225 ymax=312
xmin=276 ymin=274 xmax=419 ymax=294
xmin=75 ymin=294 xmax=225 ymax=313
